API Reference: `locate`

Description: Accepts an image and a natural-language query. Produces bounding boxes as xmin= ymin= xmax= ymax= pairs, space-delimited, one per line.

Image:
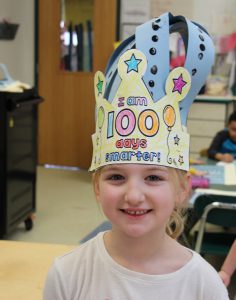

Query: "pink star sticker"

xmin=172 ymin=74 xmax=187 ymax=94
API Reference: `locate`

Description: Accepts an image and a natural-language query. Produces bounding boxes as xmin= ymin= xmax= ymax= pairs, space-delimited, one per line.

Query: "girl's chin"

xmin=121 ymin=225 xmax=154 ymax=238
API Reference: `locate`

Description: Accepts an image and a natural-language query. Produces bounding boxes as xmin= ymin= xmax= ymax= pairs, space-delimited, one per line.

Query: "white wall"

xmin=151 ymin=0 xmax=236 ymax=35
xmin=0 ymin=0 xmax=35 ymax=86
xmin=150 ymin=0 xmax=194 ymax=20
xmin=193 ymin=0 xmax=236 ymax=35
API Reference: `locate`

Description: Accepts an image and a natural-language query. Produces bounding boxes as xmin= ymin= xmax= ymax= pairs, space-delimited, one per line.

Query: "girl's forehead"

xmin=102 ymin=164 xmax=169 ymax=172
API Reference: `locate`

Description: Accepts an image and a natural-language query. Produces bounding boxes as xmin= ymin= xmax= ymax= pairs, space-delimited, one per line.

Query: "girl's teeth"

xmin=126 ymin=210 xmax=147 ymax=215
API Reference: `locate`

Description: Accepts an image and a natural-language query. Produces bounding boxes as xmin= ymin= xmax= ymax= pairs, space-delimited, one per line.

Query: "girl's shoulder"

xmin=188 ymin=250 xmax=229 ymax=299
xmin=189 ymin=250 xmax=224 ymax=282
xmin=53 ymin=232 xmax=106 ymax=272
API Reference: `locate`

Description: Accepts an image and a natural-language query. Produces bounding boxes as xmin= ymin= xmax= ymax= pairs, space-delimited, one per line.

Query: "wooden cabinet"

xmin=38 ymin=0 xmax=117 ymax=169
xmin=187 ymin=95 xmax=236 ymax=159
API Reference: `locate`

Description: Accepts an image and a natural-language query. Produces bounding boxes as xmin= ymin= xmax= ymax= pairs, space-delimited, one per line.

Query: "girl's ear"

xmin=93 ymin=175 xmax=101 ymax=202
xmin=177 ymin=172 xmax=191 ymax=205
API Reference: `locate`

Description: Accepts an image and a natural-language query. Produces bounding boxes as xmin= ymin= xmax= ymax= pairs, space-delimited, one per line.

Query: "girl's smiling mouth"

xmin=120 ymin=209 xmax=153 ymax=216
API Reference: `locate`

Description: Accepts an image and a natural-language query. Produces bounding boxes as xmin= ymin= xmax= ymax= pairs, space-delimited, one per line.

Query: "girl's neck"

xmin=103 ymin=229 xmax=191 ymax=275
xmin=105 ymin=228 xmax=167 ymax=259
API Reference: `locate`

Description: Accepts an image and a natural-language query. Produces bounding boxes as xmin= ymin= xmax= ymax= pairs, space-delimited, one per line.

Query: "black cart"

xmin=0 ymin=88 xmax=42 ymax=238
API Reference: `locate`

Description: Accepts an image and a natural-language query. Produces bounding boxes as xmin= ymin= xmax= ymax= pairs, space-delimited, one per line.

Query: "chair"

xmin=80 ymin=221 xmax=112 ymax=243
xmin=193 ymin=194 xmax=236 ymax=255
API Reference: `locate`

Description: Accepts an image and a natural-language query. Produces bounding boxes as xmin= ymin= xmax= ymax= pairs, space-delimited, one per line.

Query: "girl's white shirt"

xmin=43 ymin=231 xmax=229 ymax=300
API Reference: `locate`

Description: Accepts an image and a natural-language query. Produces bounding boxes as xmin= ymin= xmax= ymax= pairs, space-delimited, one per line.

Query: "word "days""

xmin=115 ymin=138 xmax=147 ymax=150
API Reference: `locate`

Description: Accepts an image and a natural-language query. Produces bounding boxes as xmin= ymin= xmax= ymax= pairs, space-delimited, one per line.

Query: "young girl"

xmin=43 ymin=12 xmax=229 ymax=299
xmin=43 ymin=164 xmax=228 ymax=299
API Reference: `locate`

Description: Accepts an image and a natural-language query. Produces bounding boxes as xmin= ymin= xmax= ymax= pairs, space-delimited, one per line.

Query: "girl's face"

xmin=94 ymin=164 xmax=188 ymax=239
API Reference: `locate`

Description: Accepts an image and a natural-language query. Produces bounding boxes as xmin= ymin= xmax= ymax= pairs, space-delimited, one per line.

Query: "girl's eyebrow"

xmin=102 ymin=166 xmax=123 ymax=172
xmin=145 ymin=166 xmax=168 ymax=172
xmin=102 ymin=166 xmax=168 ymax=172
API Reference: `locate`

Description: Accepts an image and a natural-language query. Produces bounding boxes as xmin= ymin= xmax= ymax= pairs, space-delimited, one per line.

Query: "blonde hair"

xmin=92 ymin=166 xmax=189 ymax=240
xmin=165 ymin=168 xmax=189 ymax=239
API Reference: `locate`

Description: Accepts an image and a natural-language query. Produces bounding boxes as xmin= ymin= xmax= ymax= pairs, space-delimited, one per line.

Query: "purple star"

xmin=172 ymin=74 xmax=187 ymax=94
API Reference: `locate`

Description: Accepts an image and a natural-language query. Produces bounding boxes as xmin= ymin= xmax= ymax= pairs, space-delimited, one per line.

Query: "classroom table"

xmin=189 ymin=159 xmax=236 ymax=207
xmin=0 ymin=240 xmax=75 ymax=300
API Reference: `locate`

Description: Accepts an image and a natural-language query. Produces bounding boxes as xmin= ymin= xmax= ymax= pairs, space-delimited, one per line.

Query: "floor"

xmin=6 ymin=166 xmax=236 ymax=299
xmin=6 ymin=166 xmax=107 ymax=245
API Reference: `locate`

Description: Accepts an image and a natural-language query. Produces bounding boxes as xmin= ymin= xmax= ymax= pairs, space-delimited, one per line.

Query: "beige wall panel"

xmin=190 ymin=136 xmax=213 ymax=153
xmin=188 ymin=103 xmax=226 ymax=120
xmin=188 ymin=120 xmax=224 ymax=137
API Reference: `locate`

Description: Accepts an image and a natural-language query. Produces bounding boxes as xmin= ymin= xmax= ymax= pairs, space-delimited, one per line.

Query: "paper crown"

xmin=90 ymin=12 xmax=215 ymax=172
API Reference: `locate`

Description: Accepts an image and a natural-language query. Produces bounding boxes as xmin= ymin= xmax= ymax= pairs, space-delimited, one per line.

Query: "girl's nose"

xmin=124 ymin=180 xmax=145 ymax=205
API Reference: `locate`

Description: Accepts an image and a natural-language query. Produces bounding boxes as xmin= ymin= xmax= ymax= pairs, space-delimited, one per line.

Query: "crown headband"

xmin=90 ymin=12 xmax=215 ymax=172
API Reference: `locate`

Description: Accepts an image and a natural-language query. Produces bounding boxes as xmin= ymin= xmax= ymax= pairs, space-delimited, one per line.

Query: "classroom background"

xmin=0 ymin=0 xmax=236 ymax=299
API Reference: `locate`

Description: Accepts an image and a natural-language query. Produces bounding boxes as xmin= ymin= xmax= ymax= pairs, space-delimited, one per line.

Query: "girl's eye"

xmin=146 ymin=175 xmax=160 ymax=181
xmin=108 ymin=174 xmax=124 ymax=181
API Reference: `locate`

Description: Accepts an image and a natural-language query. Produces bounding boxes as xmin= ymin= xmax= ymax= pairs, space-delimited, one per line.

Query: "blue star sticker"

xmin=124 ymin=54 xmax=142 ymax=73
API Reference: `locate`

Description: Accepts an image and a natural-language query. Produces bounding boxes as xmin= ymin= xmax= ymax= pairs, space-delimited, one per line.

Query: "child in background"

xmin=219 ymin=240 xmax=236 ymax=287
xmin=43 ymin=13 xmax=229 ymax=300
xmin=208 ymin=111 xmax=236 ymax=162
